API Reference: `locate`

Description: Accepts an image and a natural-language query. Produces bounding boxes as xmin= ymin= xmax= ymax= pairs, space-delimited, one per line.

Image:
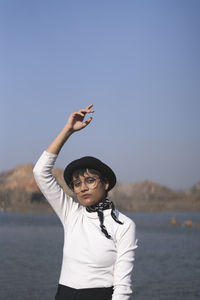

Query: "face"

xmin=71 ymin=169 xmax=109 ymax=206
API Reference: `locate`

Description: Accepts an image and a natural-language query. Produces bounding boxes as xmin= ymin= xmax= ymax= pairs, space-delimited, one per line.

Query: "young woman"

xmin=33 ymin=104 xmax=138 ymax=300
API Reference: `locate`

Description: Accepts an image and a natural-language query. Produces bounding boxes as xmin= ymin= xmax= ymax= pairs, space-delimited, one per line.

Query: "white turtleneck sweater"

xmin=33 ymin=151 xmax=138 ymax=300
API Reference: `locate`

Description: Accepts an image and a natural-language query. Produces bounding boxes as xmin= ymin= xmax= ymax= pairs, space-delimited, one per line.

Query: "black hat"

xmin=63 ymin=156 xmax=116 ymax=191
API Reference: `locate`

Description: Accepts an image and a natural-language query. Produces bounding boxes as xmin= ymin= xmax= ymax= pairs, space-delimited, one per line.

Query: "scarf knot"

xmin=86 ymin=199 xmax=123 ymax=239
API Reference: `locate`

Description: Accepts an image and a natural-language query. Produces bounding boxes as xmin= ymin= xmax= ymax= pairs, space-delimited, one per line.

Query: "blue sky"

xmin=1 ymin=0 xmax=200 ymax=190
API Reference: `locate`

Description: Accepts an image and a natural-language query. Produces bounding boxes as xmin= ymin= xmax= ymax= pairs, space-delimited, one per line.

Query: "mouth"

xmin=82 ymin=194 xmax=91 ymax=199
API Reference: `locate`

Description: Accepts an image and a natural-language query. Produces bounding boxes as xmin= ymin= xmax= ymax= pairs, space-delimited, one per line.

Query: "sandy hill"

xmin=0 ymin=164 xmax=199 ymax=213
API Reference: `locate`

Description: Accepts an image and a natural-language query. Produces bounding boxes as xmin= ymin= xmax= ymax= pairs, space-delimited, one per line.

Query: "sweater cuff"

xmin=43 ymin=150 xmax=58 ymax=158
xmin=40 ymin=150 xmax=58 ymax=165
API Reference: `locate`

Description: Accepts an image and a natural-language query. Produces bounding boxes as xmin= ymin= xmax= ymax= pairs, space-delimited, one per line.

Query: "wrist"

xmin=63 ymin=125 xmax=74 ymax=136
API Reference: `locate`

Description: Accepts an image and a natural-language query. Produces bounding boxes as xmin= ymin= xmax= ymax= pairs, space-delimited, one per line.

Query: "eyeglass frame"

xmin=69 ymin=175 xmax=102 ymax=194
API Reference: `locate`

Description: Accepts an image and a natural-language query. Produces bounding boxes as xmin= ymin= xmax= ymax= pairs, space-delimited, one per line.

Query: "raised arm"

xmin=33 ymin=104 xmax=94 ymax=224
xmin=46 ymin=104 xmax=94 ymax=155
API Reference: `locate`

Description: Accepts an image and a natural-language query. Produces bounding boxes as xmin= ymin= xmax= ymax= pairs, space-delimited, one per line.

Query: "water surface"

xmin=0 ymin=211 xmax=199 ymax=300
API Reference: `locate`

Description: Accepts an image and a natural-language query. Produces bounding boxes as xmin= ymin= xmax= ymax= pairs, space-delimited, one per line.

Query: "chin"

xmin=84 ymin=201 xmax=96 ymax=206
xmin=80 ymin=199 xmax=99 ymax=207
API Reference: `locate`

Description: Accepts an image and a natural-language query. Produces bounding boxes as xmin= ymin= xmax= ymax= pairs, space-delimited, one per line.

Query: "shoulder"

xmin=116 ymin=210 xmax=136 ymax=229
xmin=109 ymin=210 xmax=138 ymax=250
xmin=113 ymin=210 xmax=136 ymax=242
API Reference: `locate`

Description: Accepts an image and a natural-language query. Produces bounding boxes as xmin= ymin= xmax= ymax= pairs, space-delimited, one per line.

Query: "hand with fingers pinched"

xmin=66 ymin=104 xmax=94 ymax=133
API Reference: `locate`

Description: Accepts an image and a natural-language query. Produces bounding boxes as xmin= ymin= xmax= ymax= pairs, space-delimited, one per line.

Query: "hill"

xmin=0 ymin=164 xmax=200 ymax=213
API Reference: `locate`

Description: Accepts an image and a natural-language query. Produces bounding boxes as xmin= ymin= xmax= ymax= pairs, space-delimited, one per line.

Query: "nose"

xmin=80 ymin=181 xmax=89 ymax=192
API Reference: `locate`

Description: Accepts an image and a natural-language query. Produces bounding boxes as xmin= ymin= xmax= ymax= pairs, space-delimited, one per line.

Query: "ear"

xmin=104 ymin=181 xmax=109 ymax=191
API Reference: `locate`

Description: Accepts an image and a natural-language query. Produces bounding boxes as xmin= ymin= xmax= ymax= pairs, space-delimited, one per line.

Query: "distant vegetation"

xmin=0 ymin=164 xmax=200 ymax=213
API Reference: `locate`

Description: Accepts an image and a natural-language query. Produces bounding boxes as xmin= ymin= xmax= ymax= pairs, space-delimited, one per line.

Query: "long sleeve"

xmin=33 ymin=151 xmax=79 ymax=225
xmin=112 ymin=221 xmax=138 ymax=300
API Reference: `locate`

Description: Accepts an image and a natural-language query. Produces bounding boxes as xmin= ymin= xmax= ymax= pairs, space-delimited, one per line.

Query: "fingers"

xmin=73 ymin=111 xmax=85 ymax=118
xmin=73 ymin=110 xmax=93 ymax=119
xmin=72 ymin=104 xmax=94 ymax=121
xmin=78 ymin=104 xmax=94 ymax=115
xmin=82 ymin=117 xmax=93 ymax=127
xmin=86 ymin=104 xmax=94 ymax=110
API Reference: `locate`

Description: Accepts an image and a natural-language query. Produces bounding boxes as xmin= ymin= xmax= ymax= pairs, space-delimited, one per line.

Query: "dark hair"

xmin=71 ymin=168 xmax=109 ymax=197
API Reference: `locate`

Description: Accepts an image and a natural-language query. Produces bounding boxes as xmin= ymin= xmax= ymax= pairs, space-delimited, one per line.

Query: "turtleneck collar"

xmin=84 ymin=207 xmax=112 ymax=219
xmin=83 ymin=199 xmax=123 ymax=239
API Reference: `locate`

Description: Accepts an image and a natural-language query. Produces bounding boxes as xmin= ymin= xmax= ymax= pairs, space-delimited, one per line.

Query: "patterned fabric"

xmin=86 ymin=199 xmax=123 ymax=239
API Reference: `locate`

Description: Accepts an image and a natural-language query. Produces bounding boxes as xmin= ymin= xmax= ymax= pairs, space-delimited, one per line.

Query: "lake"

xmin=0 ymin=211 xmax=200 ymax=300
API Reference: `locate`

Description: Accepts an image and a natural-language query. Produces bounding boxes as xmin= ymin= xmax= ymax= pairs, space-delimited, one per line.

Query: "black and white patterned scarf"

xmin=86 ymin=199 xmax=123 ymax=239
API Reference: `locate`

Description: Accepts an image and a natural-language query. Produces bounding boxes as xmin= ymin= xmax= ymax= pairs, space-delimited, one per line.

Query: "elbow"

xmin=33 ymin=164 xmax=42 ymax=180
xmin=33 ymin=165 xmax=38 ymax=176
xmin=33 ymin=165 xmax=46 ymax=189
xmin=33 ymin=163 xmax=52 ymax=185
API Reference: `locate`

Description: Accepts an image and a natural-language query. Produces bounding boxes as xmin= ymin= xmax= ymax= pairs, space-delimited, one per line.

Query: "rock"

xmin=168 ymin=216 xmax=180 ymax=225
xmin=184 ymin=219 xmax=193 ymax=227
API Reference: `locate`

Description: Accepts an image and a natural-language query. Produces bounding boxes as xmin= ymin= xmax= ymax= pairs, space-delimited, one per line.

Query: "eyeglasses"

xmin=69 ymin=176 xmax=101 ymax=194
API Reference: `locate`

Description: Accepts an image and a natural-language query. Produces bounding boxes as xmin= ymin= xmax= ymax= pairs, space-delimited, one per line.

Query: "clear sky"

xmin=1 ymin=0 xmax=200 ymax=190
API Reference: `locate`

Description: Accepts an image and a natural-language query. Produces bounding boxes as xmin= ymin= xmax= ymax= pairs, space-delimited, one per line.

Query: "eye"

xmin=85 ymin=177 xmax=96 ymax=184
xmin=73 ymin=180 xmax=81 ymax=187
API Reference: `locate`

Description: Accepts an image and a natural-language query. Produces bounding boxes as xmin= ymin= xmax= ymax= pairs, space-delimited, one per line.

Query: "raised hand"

xmin=46 ymin=104 xmax=94 ymax=155
xmin=66 ymin=104 xmax=94 ymax=133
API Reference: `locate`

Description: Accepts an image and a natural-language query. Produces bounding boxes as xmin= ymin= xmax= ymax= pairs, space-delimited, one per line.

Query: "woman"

xmin=33 ymin=104 xmax=138 ymax=300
